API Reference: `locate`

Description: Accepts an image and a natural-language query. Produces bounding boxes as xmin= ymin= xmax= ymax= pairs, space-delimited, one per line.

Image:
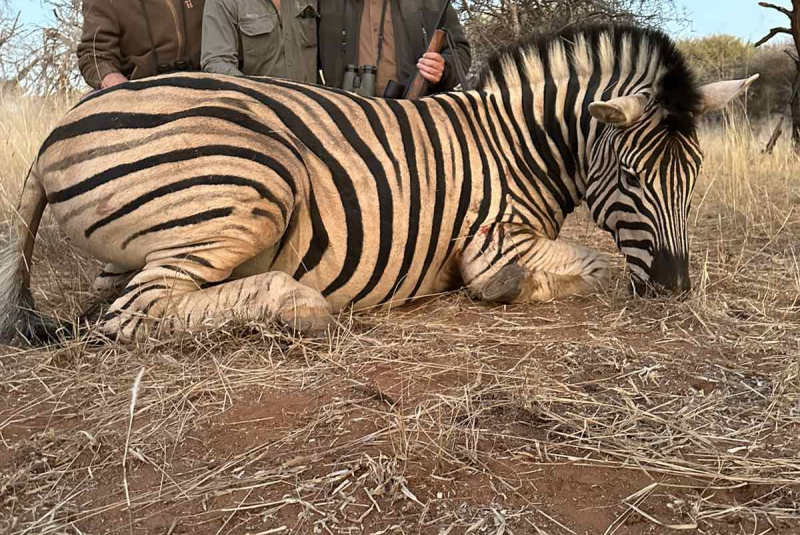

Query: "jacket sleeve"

xmin=77 ymin=0 xmax=123 ymax=89
xmin=201 ymin=0 xmax=244 ymax=76
xmin=434 ymin=5 xmax=471 ymax=92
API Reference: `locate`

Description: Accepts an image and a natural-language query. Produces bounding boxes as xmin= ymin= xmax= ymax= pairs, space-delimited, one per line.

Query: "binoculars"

xmin=342 ymin=64 xmax=406 ymax=98
xmin=342 ymin=64 xmax=377 ymax=97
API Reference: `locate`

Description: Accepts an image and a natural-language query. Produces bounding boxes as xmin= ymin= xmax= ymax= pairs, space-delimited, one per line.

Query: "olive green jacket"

xmin=318 ymin=0 xmax=471 ymax=94
xmin=201 ymin=0 xmax=318 ymax=82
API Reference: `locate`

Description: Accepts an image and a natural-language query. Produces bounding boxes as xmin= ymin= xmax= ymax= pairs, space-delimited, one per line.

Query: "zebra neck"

xmin=477 ymin=88 xmax=589 ymax=233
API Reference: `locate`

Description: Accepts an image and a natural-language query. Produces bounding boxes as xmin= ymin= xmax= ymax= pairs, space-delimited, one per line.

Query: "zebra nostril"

xmin=649 ymin=249 xmax=691 ymax=296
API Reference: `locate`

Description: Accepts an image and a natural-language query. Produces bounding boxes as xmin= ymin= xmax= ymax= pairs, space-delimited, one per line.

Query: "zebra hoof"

xmin=277 ymin=306 xmax=334 ymax=338
xmin=480 ymin=264 xmax=530 ymax=303
xmin=281 ymin=314 xmax=334 ymax=338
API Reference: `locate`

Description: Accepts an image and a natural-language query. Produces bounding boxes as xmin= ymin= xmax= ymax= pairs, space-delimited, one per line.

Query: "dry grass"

xmin=0 ymin=94 xmax=798 ymax=535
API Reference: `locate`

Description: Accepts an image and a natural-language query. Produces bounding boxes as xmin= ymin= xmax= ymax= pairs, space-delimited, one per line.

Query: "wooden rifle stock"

xmin=404 ymin=29 xmax=447 ymax=100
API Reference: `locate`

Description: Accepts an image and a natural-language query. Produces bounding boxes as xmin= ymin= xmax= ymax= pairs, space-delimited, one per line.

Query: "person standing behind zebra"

xmin=201 ymin=0 xmax=319 ymax=82
xmin=78 ymin=0 xmax=205 ymax=90
xmin=318 ymin=0 xmax=471 ymax=97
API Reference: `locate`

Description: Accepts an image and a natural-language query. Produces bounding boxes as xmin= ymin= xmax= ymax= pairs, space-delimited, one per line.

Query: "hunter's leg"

xmin=461 ymin=226 xmax=609 ymax=303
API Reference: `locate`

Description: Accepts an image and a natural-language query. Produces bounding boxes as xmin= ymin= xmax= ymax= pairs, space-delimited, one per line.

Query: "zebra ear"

xmin=696 ymin=74 xmax=760 ymax=115
xmin=588 ymin=94 xmax=647 ymax=127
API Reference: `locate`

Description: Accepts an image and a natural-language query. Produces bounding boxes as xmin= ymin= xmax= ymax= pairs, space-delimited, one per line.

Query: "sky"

xmin=6 ymin=0 xmax=793 ymax=43
xmin=671 ymin=0 xmax=787 ymax=42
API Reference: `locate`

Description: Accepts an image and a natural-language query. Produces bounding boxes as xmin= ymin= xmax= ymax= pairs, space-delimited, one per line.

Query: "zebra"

xmin=0 ymin=24 xmax=756 ymax=344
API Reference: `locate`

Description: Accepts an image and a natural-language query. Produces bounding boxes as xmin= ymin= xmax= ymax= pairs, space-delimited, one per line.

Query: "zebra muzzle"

xmin=633 ymin=249 xmax=691 ymax=298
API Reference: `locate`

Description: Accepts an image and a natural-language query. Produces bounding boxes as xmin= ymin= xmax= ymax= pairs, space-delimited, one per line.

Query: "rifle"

xmin=403 ymin=0 xmax=454 ymax=99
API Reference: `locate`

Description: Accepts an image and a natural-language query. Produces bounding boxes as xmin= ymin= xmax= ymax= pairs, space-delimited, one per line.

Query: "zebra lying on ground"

xmin=0 ymin=24 xmax=756 ymax=344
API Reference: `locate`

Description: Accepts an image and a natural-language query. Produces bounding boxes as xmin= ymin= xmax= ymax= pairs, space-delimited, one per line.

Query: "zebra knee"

xmin=476 ymin=264 xmax=531 ymax=303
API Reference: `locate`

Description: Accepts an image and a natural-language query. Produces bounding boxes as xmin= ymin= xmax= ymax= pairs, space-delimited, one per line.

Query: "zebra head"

xmin=585 ymin=75 xmax=758 ymax=297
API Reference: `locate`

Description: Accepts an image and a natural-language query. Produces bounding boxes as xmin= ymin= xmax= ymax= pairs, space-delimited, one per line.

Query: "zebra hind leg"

xmin=93 ymin=263 xmax=136 ymax=293
xmin=76 ymin=263 xmax=138 ymax=325
xmin=100 ymin=260 xmax=333 ymax=341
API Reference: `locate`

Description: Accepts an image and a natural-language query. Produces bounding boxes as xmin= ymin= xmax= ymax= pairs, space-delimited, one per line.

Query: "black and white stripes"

xmin=0 ymin=24 xmax=756 ymax=343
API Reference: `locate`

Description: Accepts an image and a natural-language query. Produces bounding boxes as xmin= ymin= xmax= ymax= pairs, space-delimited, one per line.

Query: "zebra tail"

xmin=0 ymin=168 xmax=60 ymax=346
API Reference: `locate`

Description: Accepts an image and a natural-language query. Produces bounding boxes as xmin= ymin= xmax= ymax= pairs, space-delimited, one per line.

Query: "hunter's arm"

xmin=77 ymin=0 xmax=123 ymax=89
xmin=433 ymin=5 xmax=471 ymax=92
xmin=201 ymin=0 xmax=245 ymax=76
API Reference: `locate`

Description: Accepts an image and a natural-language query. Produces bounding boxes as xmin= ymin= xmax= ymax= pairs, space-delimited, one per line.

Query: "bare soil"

xmin=2 ymin=206 xmax=799 ymax=535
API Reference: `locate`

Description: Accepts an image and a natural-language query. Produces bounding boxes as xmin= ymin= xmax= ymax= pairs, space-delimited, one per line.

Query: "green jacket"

xmin=201 ymin=0 xmax=319 ymax=82
xmin=318 ymin=0 xmax=471 ymax=95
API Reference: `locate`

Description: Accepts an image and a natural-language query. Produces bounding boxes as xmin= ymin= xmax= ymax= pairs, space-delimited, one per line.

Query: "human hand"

xmin=417 ymin=52 xmax=445 ymax=84
xmin=101 ymin=72 xmax=128 ymax=89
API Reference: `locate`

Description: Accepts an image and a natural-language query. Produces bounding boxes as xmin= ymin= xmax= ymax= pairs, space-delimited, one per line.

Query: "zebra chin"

xmin=629 ymin=250 xmax=692 ymax=299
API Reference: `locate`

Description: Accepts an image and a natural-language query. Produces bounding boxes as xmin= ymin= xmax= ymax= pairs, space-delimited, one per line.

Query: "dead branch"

xmin=763 ymin=116 xmax=785 ymax=154
xmin=755 ymin=27 xmax=794 ymax=48
xmin=758 ymin=1 xmax=794 ymax=18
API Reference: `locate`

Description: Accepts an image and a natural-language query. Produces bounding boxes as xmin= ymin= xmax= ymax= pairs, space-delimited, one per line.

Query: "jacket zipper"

xmin=161 ymin=0 xmax=184 ymax=61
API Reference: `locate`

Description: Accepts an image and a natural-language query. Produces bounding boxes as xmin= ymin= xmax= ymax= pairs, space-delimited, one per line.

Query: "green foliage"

xmin=678 ymin=35 xmax=795 ymax=118
xmin=678 ymin=35 xmax=756 ymax=83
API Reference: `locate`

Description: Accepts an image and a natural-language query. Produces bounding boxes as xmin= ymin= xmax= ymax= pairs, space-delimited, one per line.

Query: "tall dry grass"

xmin=699 ymin=117 xmax=799 ymax=235
xmin=692 ymin=117 xmax=800 ymax=314
xmin=0 ymin=93 xmax=75 ymax=217
xmin=0 ymin=93 xmax=96 ymax=318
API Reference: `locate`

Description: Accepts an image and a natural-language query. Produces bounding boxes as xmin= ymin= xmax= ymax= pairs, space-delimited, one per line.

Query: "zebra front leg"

xmin=101 ymin=262 xmax=333 ymax=341
xmin=460 ymin=226 xmax=610 ymax=303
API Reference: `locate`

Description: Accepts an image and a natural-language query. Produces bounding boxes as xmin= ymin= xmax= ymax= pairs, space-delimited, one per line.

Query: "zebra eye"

xmin=621 ymin=168 xmax=640 ymax=189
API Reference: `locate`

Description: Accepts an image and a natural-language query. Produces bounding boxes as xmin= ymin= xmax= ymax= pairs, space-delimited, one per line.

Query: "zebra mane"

xmin=476 ymin=24 xmax=702 ymax=123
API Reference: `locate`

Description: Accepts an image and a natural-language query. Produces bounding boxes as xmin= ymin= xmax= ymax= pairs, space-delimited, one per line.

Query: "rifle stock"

xmin=404 ymin=29 xmax=447 ymax=100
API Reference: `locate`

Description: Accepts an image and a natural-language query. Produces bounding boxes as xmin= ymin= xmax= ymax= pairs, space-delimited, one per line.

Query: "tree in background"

xmin=0 ymin=0 xmax=21 ymax=91
xmin=677 ymin=35 xmax=794 ymax=125
xmin=756 ymin=0 xmax=800 ymax=146
xmin=455 ymin=0 xmax=685 ymax=72
xmin=0 ymin=0 xmax=81 ymax=94
xmin=678 ymin=35 xmax=756 ymax=83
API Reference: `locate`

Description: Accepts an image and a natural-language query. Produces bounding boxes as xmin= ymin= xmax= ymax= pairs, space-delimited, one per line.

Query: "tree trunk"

xmin=757 ymin=1 xmax=800 ymax=150
xmin=764 ymin=116 xmax=784 ymax=154
xmin=793 ymin=2 xmax=800 ymax=148
xmin=792 ymin=70 xmax=800 ymax=148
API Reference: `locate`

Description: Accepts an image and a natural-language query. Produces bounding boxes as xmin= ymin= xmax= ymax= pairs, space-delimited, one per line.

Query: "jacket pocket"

xmin=295 ymin=0 xmax=319 ymax=48
xmin=129 ymin=51 xmax=156 ymax=80
xmin=239 ymin=15 xmax=278 ymax=60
